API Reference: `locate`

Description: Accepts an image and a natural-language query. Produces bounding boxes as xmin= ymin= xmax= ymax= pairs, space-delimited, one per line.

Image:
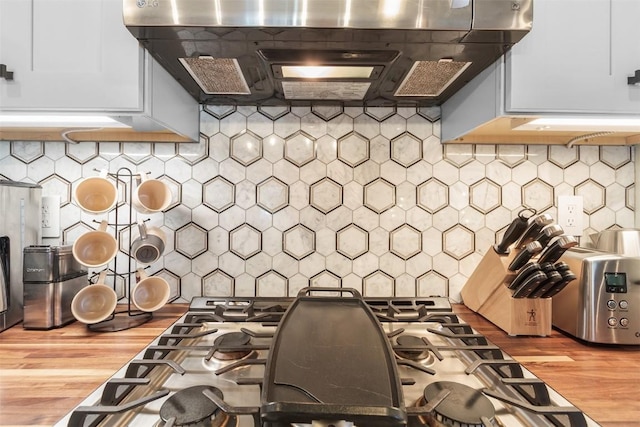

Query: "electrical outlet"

xmin=557 ymin=195 xmax=583 ymax=236
xmin=41 ymin=195 xmax=61 ymax=238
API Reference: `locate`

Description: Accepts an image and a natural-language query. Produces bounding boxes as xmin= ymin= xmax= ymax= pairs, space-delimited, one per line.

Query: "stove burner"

xmin=420 ymin=381 xmax=495 ymax=427
xmin=395 ymin=335 xmax=434 ymax=364
xmin=211 ymin=332 xmax=251 ymax=360
xmin=159 ymin=386 xmax=230 ymax=427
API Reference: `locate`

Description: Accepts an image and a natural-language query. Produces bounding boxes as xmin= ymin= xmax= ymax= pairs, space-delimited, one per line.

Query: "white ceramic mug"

xmin=73 ymin=170 xmax=118 ymax=214
xmin=132 ymin=173 xmax=172 ymax=214
xmin=71 ymin=271 xmax=117 ymax=324
xmin=132 ymin=268 xmax=170 ymax=312
xmin=130 ymin=221 xmax=166 ymax=265
xmin=72 ymin=220 xmax=118 ymax=268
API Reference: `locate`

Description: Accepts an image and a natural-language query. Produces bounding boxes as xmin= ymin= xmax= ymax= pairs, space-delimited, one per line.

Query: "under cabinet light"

xmin=0 ymin=115 xmax=130 ymax=128
xmin=281 ymin=65 xmax=374 ymax=79
xmin=513 ymin=117 xmax=640 ymax=132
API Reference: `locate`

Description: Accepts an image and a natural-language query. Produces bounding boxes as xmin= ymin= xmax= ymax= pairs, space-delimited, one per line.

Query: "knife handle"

xmin=512 ymin=271 xmax=547 ymax=298
xmin=508 ymin=241 xmax=543 ymax=271
xmin=528 ymin=270 xmax=562 ymax=298
xmin=514 ymin=213 xmax=553 ymax=249
xmin=494 ymin=208 xmax=535 ymax=254
xmin=507 ymin=262 xmax=540 ymax=290
xmin=536 ymin=224 xmax=564 ymax=248
xmin=541 ymin=271 xmax=577 ymax=298
xmin=538 ymin=235 xmax=578 ymax=264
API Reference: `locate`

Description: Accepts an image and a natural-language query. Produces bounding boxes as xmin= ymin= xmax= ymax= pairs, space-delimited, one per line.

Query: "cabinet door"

xmin=0 ymin=0 xmax=141 ymax=111
xmin=505 ymin=0 xmax=640 ymax=114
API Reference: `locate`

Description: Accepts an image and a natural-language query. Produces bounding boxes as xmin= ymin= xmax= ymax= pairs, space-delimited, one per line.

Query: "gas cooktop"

xmin=56 ymin=288 xmax=599 ymax=427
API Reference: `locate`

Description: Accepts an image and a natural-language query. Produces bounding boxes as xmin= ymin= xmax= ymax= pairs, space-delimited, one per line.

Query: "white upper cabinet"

xmin=441 ymin=0 xmax=640 ymax=144
xmin=506 ymin=0 xmax=640 ymax=114
xmin=1 ymin=0 xmax=141 ymax=111
xmin=0 ymin=0 xmax=199 ymax=142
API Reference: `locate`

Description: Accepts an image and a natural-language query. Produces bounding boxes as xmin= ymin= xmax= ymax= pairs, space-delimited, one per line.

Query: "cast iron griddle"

xmin=261 ymin=287 xmax=406 ymax=425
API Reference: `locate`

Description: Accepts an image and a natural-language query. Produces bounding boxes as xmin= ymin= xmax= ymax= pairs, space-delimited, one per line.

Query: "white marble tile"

xmin=315 ymin=228 xmax=336 ymax=256
xmin=230 ymin=224 xmax=262 ymax=259
xmin=283 ymin=224 xmax=315 ymax=259
xmin=380 ymin=160 xmax=406 ymax=185
xmin=176 ymin=223 xmax=208 ymax=258
xmin=390 ymin=224 xmax=421 ymax=260
xmin=218 ymin=251 xmax=245 ymax=277
xmin=218 ymin=205 xmax=246 ymax=231
xmin=273 ymin=206 xmax=300 ymax=231
xmin=177 ymin=137 xmax=208 ymax=165
xmin=11 ymin=141 xmax=44 ymax=163
xmin=316 ymin=135 xmax=338 ymax=163
xmin=369 ymin=135 xmax=391 ymax=164
xmin=353 ymin=252 xmax=379 ymax=278
xmin=380 ymin=206 xmax=406 ymax=232
xmin=391 ymin=133 xmax=422 ymax=167
xmin=273 ymin=253 xmax=299 ymax=278
xmin=325 ymin=206 xmax=352 ymax=231
xmin=235 ymin=180 xmax=257 ymax=210
xmin=324 ymin=252 xmax=352 ymax=278
xmin=272 ymin=159 xmax=300 ymax=184
xmin=256 ymin=271 xmax=288 ymax=296
xmin=181 ymin=179 xmax=203 ymax=209
xmin=353 ymin=206 xmax=379 ymax=231
xmin=27 ymin=157 xmax=54 ymax=183
xmin=245 ymin=252 xmax=272 ymax=278
xmin=353 ymin=113 xmax=381 ymax=140
xmin=406 ymin=253 xmax=432 ymax=277
xmin=459 ymin=161 xmax=485 ymax=185
xmin=262 ymin=227 xmax=283 ymax=256
xmin=246 ymin=111 xmax=274 ymax=137
xmin=287 ymin=274 xmax=309 ymax=297
xmin=192 ymin=252 xmax=219 ymax=277
xmin=300 ymin=159 xmax=327 ymax=185
xmin=245 ymin=205 xmax=272 ymax=231
xmin=231 ymin=131 xmax=262 ymax=166
xmin=342 ymin=181 xmax=364 ymax=210
xmin=380 ymin=253 xmax=405 ymax=277
xmin=234 ymin=273 xmax=256 ymax=297
xmin=220 ymin=111 xmax=248 ymax=138
xmin=362 ymin=271 xmax=394 ymax=296
xmin=203 ymin=269 xmax=234 ymax=296
xmin=406 ymin=114 xmax=433 ymax=140
xmin=327 ymin=114 xmax=355 ymax=139
xmin=274 ymin=114 xmax=301 ymax=139
xmin=218 ymin=158 xmax=246 ymax=183
xmin=299 ymin=252 xmax=325 ymax=278
xmin=300 ymin=112 xmax=328 ymax=139
xmin=395 ymin=274 xmax=416 ymax=297
xmin=337 ymin=224 xmax=368 ymax=259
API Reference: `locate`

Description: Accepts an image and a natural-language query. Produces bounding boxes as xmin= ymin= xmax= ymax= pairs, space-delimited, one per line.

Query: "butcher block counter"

xmin=0 ymin=303 xmax=638 ymax=426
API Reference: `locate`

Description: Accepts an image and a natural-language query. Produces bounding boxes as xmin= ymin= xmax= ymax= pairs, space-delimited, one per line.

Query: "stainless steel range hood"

xmin=124 ymin=0 xmax=532 ymax=106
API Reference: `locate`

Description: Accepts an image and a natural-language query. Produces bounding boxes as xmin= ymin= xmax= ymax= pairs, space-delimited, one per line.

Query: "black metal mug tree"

xmin=81 ymin=167 xmax=173 ymax=332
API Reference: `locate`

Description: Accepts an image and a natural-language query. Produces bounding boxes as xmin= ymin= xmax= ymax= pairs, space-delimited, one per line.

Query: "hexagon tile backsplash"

xmin=1 ymin=105 xmax=635 ymax=303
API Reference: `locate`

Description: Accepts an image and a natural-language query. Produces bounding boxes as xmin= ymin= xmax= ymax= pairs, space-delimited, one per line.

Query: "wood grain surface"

xmin=0 ymin=303 xmax=638 ymax=426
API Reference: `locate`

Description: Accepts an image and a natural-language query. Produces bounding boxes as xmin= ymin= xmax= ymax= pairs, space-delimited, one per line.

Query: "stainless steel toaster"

xmin=23 ymin=245 xmax=87 ymax=329
xmin=553 ymin=247 xmax=640 ymax=345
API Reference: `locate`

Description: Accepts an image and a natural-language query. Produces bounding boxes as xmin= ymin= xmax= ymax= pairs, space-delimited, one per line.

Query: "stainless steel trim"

xmin=124 ymin=0 xmax=473 ymax=30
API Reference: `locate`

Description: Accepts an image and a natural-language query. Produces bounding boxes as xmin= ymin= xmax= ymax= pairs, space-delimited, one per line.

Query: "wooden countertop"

xmin=0 ymin=303 xmax=638 ymax=426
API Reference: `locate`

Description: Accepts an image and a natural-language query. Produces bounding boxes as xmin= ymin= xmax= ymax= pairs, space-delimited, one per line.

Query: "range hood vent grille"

xmin=179 ymin=57 xmax=251 ymax=95
xmin=395 ymin=60 xmax=471 ymax=97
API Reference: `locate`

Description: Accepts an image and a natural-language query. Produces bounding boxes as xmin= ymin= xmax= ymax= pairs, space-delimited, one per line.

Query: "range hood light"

xmin=514 ymin=117 xmax=640 ymax=132
xmin=0 ymin=114 xmax=130 ymax=128
xmin=281 ymin=65 xmax=374 ymax=79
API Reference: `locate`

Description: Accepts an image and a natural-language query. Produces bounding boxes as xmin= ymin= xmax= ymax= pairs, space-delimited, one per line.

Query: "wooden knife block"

xmin=460 ymin=247 xmax=551 ymax=336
